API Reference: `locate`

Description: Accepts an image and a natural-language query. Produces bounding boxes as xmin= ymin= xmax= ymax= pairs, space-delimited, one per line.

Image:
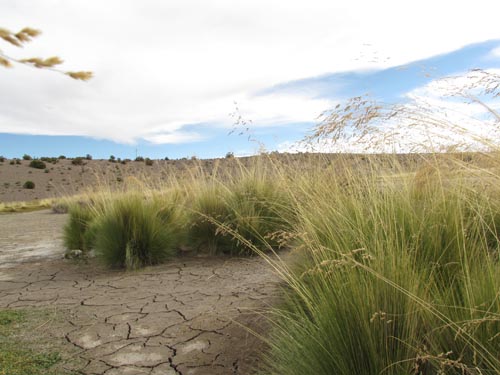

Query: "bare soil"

xmin=0 ymin=210 xmax=282 ymax=374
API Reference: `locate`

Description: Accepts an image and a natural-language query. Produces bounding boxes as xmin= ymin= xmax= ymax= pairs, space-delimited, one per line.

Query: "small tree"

xmin=0 ymin=27 xmax=92 ymax=80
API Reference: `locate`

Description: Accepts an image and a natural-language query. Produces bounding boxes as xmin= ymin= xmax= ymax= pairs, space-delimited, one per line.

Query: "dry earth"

xmin=0 ymin=210 xmax=282 ymax=374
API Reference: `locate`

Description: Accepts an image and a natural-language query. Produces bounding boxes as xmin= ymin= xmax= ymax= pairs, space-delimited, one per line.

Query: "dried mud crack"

xmin=0 ymin=210 xmax=281 ymax=374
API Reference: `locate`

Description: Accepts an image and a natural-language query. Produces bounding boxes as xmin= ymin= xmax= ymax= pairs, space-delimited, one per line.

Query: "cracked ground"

xmin=0 ymin=210 xmax=281 ymax=374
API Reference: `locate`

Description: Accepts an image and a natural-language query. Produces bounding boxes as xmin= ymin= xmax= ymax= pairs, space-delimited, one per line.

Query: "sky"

xmin=1 ymin=0 xmax=500 ymax=159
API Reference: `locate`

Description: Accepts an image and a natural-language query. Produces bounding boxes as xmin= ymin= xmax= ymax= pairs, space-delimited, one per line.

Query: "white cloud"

xmin=0 ymin=0 xmax=499 ymax=144
xmin=491 ymin=46 xmax=500 ymax=58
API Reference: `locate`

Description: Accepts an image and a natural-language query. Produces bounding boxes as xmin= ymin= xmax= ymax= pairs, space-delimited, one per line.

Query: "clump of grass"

xmin=188 ymin=184 xmax=234 ymax=254
xmin=92 ymin=193 xmax=187 ymax=269
xmin=189 ymin=172 xmax=293 ymax=255
xmin=261 ymin=160 xmax=500 ymax=375
xmin=63 ymin=202 xmax=98 ymax=252
xmin=261 ymin=70 xmax=500 ymax=374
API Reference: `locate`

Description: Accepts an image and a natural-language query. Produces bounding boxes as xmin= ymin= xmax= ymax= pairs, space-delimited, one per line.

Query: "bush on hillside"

xmin=22 ymin=181 xmax=35 ymax=189
xmin=29 ymin=159 xmax=46 ymax=169
xmin=71 ymin=157 xmax=84 ymax=165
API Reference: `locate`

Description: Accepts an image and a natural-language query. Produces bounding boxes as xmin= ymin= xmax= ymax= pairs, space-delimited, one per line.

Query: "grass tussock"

xmin=188 ymin=173 xmax=293 ymax=255
xmin=258 ymin=158 xmax=500 ymax=374
xmin=93 ymin=193 xmax=187 ymax=269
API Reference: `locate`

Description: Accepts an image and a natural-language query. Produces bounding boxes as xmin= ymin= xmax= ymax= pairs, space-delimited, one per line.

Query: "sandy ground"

xmin=0 ymin=211 xmax=282 ymax=374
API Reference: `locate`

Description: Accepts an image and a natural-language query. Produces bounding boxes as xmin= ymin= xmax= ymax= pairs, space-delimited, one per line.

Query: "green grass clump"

xmin=63 ymin=203 xmax=98 ymax=252
xmin=262 ymin=160 xmax=500 ymax=375
xmin=188 ymin=184 xmax=234 ymax=254
xmin=93 ymin=193 xmax=186 ymax=269
xmin=189 ymin=175 xmax=293 ymax=255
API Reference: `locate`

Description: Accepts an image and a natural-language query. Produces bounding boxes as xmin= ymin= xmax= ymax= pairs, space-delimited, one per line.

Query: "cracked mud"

xmin=0 ymin=211 xmax=280 ymax=374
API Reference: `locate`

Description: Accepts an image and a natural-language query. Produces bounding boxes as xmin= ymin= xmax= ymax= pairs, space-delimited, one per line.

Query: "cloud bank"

xmin=1 ymin=0 xmax=499 ymax=145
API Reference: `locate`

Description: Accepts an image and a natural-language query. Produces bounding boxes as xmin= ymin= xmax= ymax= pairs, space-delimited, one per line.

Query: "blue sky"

xmin=1 ymin=40 xmax=499 ymax=159
xmin=1 ymin=1 xmax=500 ymax=159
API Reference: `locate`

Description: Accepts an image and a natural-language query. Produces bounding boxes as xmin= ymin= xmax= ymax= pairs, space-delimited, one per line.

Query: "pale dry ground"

xmin=0 ymin=211 xmax=282 ymax=375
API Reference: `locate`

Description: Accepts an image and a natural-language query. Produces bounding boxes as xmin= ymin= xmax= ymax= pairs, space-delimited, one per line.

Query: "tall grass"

xmin=63 ymin=202 xmax=99 ymax=252
xmin=257 ymin=157 xmax=500 ymax=374
xmin=188 ymin=172 xmax=294 ymax=255
xmin=92 ymin=193 xmax=186 ymax=269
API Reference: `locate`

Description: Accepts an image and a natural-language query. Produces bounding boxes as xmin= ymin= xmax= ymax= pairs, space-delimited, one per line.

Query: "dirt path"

xmin=0 ymin=211 xmax=281 ymax=374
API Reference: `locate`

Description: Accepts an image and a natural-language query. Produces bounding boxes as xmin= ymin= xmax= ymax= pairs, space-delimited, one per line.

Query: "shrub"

xmin=93 ymin=194 xmax=186 ymax=269
xmin=71 ymin=157 xmax=84 ymax=165
xmin=15 ymin=159 xmax=21 ymax=165
xmin=29 ymin=159 xmax=46 ymax=169
xmin=225 ymin=152 xmax=234 ymax=158
xmin=40 ymin=157 xmax=58 ymax=164
xmin=22 ymin=154 xmax=32 ymax=160
xmin=23 ymin=181 xmax=35 ymax=189
xmin=109 ymin=155 xmax=116 ymax=162
xmin=135 ymin=156 xmax=144 ymax=162
xmin=145 ymin=158 xmax=153 ymax=166
xmin=9 ymin=160 xmax=14 ymax=165
xmin=85 ymin=154 xmax=92 ymax=160
xmin=58 ymin=155 xmax=66 ymax=159
xmin=0 ymin=156 xmax=5 ymax=162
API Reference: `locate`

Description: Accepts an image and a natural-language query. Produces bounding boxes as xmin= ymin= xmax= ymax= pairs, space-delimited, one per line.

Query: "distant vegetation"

xmin=28 ymin=159 xmax=46 ymax=169
xmin=22 ymin=181 xmax=35 ymax=189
